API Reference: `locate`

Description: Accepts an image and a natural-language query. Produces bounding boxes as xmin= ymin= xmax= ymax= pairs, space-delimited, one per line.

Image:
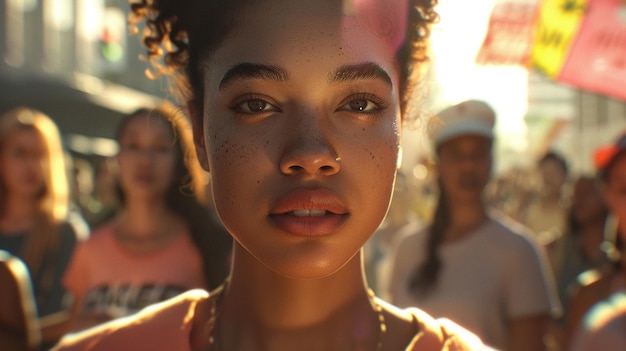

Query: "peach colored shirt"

xmin=63 ymin=222 xmax=207 ymax=319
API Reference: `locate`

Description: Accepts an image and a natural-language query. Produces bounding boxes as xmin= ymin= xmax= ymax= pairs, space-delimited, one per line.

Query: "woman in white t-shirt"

xmin=388 ymin=100 xmax=560 ymax=351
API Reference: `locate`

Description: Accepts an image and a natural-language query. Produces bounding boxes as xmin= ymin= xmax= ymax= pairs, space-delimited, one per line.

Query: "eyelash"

xmin=229 ymin=93 xmax=281 ymax=115
xmin=228 ymin=92 xmax=390 ymax=117
xmin=337 ymin=93 xmax=389 ymax=115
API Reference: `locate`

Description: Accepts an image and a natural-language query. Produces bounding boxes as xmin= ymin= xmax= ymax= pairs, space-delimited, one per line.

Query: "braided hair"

xmin=408 ymin=179 xmax=448 ymax=296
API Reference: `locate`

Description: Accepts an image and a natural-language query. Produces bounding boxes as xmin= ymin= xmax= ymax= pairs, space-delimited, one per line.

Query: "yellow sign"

xmin=532 ymin=0 xmax=588 ymax=77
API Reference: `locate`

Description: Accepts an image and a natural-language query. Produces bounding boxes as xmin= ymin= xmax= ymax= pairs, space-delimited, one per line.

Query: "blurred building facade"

xmin=0 ymin=0 xmax=162 ymax=157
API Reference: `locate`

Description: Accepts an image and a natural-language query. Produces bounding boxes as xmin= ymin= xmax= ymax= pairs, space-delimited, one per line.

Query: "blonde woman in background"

xmin=0 ymin=107 xmax=87 ymax=348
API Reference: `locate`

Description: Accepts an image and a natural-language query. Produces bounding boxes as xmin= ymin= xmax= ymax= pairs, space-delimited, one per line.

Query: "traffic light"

xmin=99 ymin=7 xmax=126 ymax=73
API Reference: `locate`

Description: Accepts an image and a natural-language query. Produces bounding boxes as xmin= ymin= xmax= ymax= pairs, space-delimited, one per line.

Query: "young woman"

xmin=53 ymin=1 xmax=489 ymax=350
xmin=62 ymin=104 xmax=232 ymax=331
xmin=0 ymin=107 xmax=85 ymax=348
xmin=520 ymin=152 xmax=572 ymax=274
xmin=555 ymin=176 xmax=610 ymax=308
xmin=388 ymin=100 xmax=559 ymax=351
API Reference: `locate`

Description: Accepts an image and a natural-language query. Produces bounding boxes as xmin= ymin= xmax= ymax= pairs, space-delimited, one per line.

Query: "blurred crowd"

xmin=1 ymin=99 xmax=624 ymax=351
xmin=0 ymin=104 xmax=232 ymax=350
xmin=365 ymin=101 xmax=625 ymax=351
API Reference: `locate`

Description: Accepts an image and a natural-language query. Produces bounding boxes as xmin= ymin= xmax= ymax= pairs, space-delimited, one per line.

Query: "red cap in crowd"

xmin=594 ymin=131 xmax=626 ymax=172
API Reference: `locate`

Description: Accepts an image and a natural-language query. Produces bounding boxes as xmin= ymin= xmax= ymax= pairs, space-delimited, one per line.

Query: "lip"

xmin=268 ymin=188 xmax=349 ymax=237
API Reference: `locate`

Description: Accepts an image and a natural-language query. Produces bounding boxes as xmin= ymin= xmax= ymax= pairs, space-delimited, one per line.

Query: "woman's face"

xmin=604 ymin=153 xmax=626 ymax=230
xmin=436 ymin=135 xmax=492 ymax=203
xmin=0 ymin=128 xmax=46 ymax=199
xmin=117 ymin=114 xmax=178 ymax=202
xmin=540 ymin=158 xmax=567 ymax=195
xmin=195 ymin=0 xmax=406 ymax=279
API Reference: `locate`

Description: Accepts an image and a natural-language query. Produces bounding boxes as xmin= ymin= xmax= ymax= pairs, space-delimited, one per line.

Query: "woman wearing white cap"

xmin=388 ymin=100 xmax=560 ymax=351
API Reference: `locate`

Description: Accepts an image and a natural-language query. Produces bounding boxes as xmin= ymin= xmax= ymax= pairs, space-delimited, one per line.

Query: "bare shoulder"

xmin=378 ymin=299 xmax=491 ymax=351
xmin=54 ymin=289 xmax=210 ymax=351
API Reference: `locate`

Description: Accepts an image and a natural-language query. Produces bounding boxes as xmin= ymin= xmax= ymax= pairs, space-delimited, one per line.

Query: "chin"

xmin=253 ymin=245 xmax=357 ymax=281
xmin=270 ymin=261 xmax=345 ymax=281
xmin=129 ymin=187 xmax=167 ymax=199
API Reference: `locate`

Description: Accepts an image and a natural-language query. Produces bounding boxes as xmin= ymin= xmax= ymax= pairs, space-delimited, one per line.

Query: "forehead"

xmin=204 ymin=0 xmax=408 ymax=81
xmin=0 ymin=127 xmax=45 ymax=156
xmin=540 ymin=157 xmax=565 ymax=170
xmin=439 ymin=135 xmax=492 ymax=152
xmin=121 ymin=114 xmax=172 ymax=137
xmin=4 ymin=127 xmax=42 ymax=145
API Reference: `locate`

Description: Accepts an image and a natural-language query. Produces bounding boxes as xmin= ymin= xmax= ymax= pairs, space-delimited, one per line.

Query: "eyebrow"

xmin=219 ymin=63 xmax=288 ymax=91
xmin=329 ymin=63 xmax=392 ymax=87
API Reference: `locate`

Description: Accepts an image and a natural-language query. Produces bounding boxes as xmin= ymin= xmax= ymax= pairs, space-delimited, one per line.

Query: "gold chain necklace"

xmin=207 ymin=284 xmax=387 ymax=351
xmin=368 ymin=288 xmax=387 ymax=351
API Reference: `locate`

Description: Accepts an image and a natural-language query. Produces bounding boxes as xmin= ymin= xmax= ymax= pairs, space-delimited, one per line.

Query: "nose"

xmin=279 ymin=112 xmax=341 ymax=177
xmin=135 ymin=147 xmax=160 ymax=160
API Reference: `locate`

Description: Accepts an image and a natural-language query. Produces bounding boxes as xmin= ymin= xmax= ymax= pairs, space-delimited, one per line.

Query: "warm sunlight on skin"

xmin=200 ymin=0 xmax=402 ymax=280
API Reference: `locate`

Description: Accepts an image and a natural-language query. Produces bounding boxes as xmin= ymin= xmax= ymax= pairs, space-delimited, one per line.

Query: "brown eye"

xmin=246 ymin=100 xmax=268 ymax=112
xmin=337 ymin=94 xmax=384 ymax=114
xmin=349 ymin=99 xmax=370 ymax=111
xmin=233 ymin=98 xmax=279 ymax=114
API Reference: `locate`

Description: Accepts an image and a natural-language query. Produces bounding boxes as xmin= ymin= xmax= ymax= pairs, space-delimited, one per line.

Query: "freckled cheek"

xmin=206 ymin=128 xmax=269 ymax=212
xmin=352 ymin=139 xmax=397 ymax=225
xmin=351 ymin=128 xmax=399 ymax=190
xmin=376 ymin=140 xmax=400 ymax=187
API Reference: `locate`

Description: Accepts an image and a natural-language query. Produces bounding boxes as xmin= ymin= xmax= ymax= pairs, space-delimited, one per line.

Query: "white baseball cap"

xmin=432 ymin=100 xmax=495 ymax=147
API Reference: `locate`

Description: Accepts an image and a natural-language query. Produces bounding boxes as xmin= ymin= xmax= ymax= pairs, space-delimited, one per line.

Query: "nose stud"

xmin=335 ymin=157 xmax=341 ymax=162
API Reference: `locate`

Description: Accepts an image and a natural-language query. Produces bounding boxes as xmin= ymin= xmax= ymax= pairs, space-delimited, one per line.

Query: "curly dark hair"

xmin=129 ymin=0 xmax=438 ymax=123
